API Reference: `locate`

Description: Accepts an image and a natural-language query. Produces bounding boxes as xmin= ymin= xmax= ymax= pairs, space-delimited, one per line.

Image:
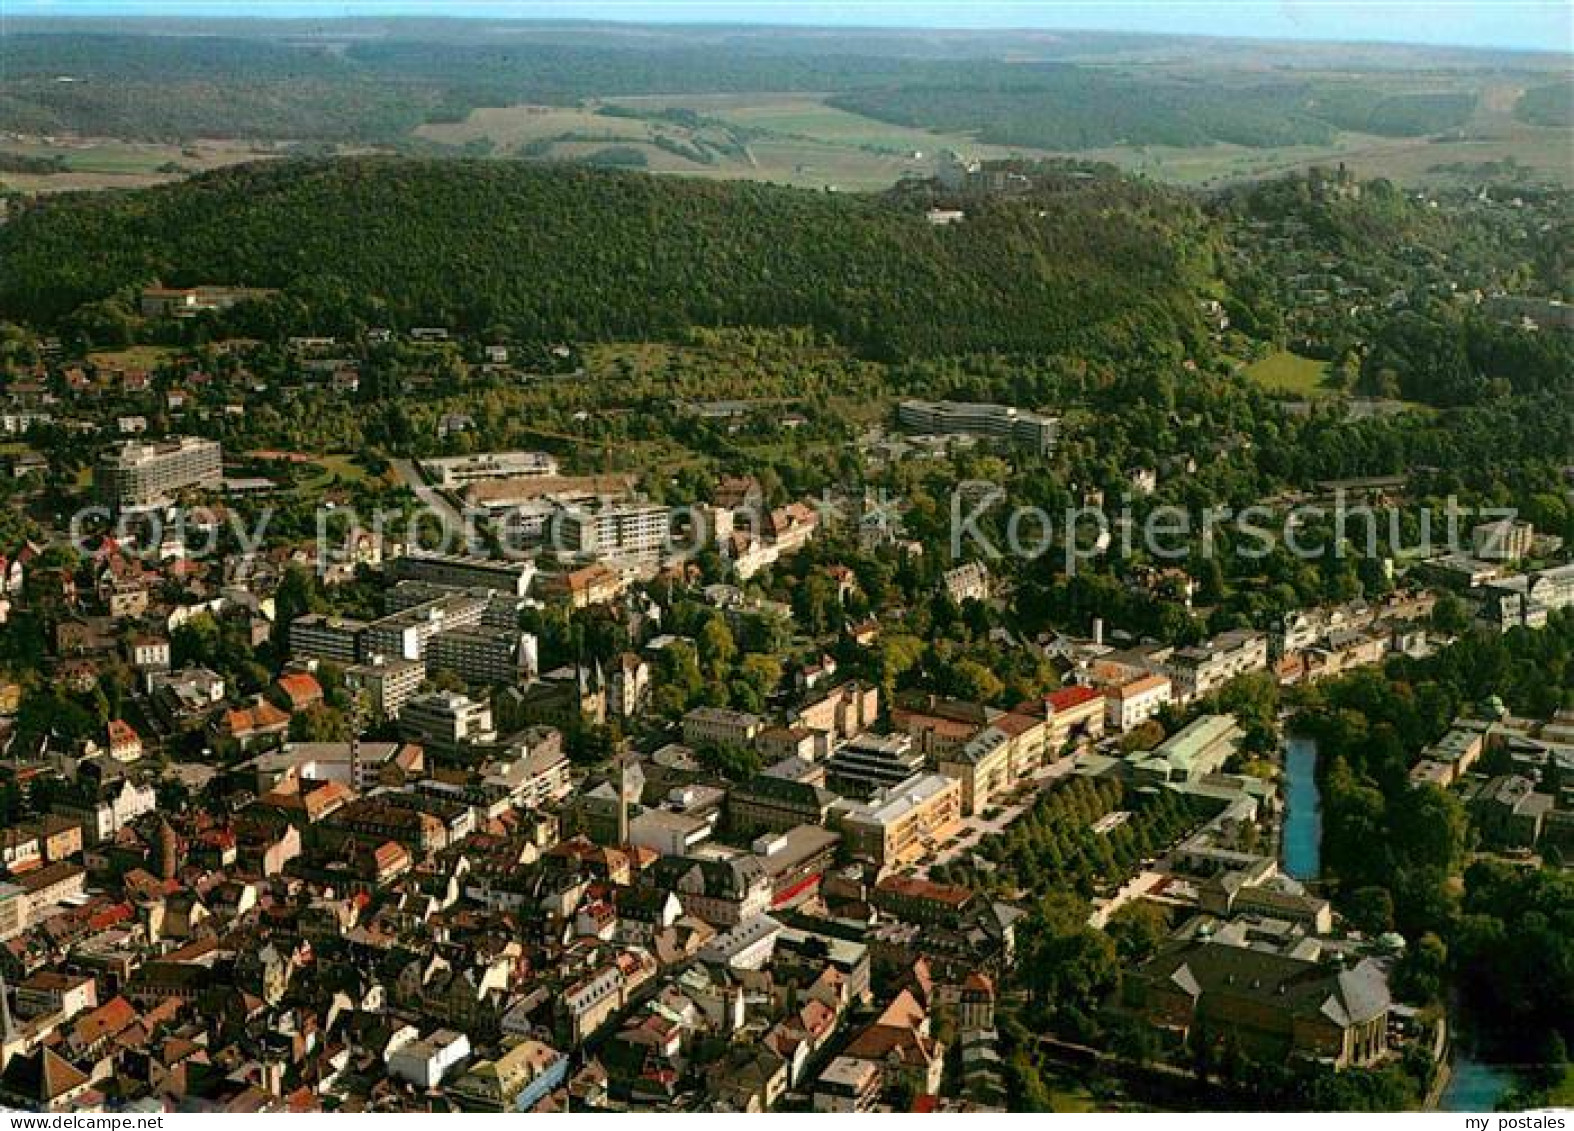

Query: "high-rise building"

xmin=427 ymin=627 xmax=537 ymax=686
xmin=360 ymin=595 xmax=488 ymax=664
xmin=896 ymin=400 xmax=1058 ymax=456
xmin=288 ymin=614 xmax=368 ymax=664
xmin=97 ymin=437 xmax=222 ymax=510
xmin=344 ymin=656 xmax=426 ymax=720
xmin=551 ymin=503 xmax=671 ymax=560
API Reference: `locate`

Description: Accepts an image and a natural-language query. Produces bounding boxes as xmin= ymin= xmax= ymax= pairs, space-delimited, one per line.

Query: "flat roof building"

xmin=97 ymin=437 xmax=222 ymax=511
xmin=826 ymin=732 xmax=925 ymax=798
xmin=419 ymin=450 xmax=559 ymax=488
xmin=361 ymin=594 xmax=488 ymax=664
xmin=897 ymin=400 xmax=1058 ymax=456
xmin=387 ymin=553 xmax=536 ymax=599
xmin=1129 ymin=713 xmax=1244 ymax=783
xmin=288 ymin=614 xmax=368 ymax=665
xmin=831 ymin=772 xmax=963 ymax=869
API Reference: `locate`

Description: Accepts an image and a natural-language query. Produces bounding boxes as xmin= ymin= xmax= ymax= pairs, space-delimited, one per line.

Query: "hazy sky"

xmin=4 ymin=1 xmax=1572 ymax=53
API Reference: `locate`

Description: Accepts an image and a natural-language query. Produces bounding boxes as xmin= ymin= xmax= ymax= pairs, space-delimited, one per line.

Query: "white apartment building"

xmin=345 ymin=656 xmax=426 ymax=720
xmin=942 ymin=562 xmax=992 ymax=604
xmin=360 ymin=595 xmax=488 ymax=664
xmin=551 ymin=503 xmax=671 ymax=561
xmin=399 ymin=691 xmax=498 ymax=750
xmin=56 ymin=779 xmax=158 ymax=844
xmin=97 ymin=436 xmax=222 ymax=511
xmin=897 ymin=400 xmax=1059 ymax=455
xmin=418 ymin=450 xmax=559 ymax=488
xmin=387 ymin=1029 xmax=472 ymax=1089
xmin=1472 ymin=518 xmax=1536 ymax=562
xmin=1166 ymin=629 xmax=1269 ymax=702
xmin=1105 ymin=673 xmax=1173 ymax=732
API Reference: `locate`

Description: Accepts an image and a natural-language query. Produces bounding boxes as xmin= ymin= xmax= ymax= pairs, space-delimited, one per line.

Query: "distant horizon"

xmin=4 ymin=1 xmax=1572 ymax=55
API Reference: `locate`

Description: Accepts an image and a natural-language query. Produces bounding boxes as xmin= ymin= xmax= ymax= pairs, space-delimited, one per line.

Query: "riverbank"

xmin=1438 ymin=1054 xmax=1517 ymax=1112
xmin=1281 ymin=733 xmax=1322 ymax=880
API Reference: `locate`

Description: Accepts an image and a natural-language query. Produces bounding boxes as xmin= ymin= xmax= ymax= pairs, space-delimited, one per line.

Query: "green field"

xmin=1243 ymin=350 xmax=1337 ymax=398
xmin=0 ymin=137 xmax=277 ymax=193
xmin=414 ymin=95 xmax=1023 ymax=190
xmin=87 ymin=345 xmax=179 ymax=370
xmin=312 ymin=454 xmax=373 ymax=485
xmin=8 ymin=84 xmax=1570 ymax=197
xmin=409 ymin=86 xmax=1573 ymax=193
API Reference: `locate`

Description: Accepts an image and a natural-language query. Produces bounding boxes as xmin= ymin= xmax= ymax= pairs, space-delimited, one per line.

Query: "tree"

xmin=1393 ymin=931 xmax=1448 ymax=1005
xmin=655 ymin=641 xmax=704 ymax=714
xmin=696 ymin=615 xmax=737 ymax=681
xmin=698 ymin=741 xmax=760 ymax=782
xmin=1344 ymin=886 xmax=1396 ymax=935
xmin=1432 ymin=594 xmax=1470 ymax=636
xmin=736 ymin=654 xmax=782 ymax=703
xmin=949 ymin=659 xmax=1005 ymax=705
xmin=793 ymin=571 xmax=840 ymax=637
xmin=1106 ymin=902 xmax=1171 ymax=965
xmin=291 ymin=704 xmax=351 ymax=742
xmin=272 ymin=564 xmax=320 ymax=650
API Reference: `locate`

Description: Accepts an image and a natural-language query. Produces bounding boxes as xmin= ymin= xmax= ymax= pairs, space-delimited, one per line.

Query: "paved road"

xmin=389 ymin=457 xmax=467 ymax=541
xmin=918 ymin=751 xmax=1083 ymax=877
xmin=1087 ymin=869 xmax=1165 ymax=928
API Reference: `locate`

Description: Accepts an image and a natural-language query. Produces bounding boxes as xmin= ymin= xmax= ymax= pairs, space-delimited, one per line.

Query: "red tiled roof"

xmin=107 ymin=718 xmax=139 ymax=746
xmin=37 ymin=1049 xmax=90 ymax=1102
xmin=71 ymin=996 xmax=137 ymax=1049
xmin=875 ymin=874 xmax=973 ymax=907
xmin=994 ymin=711 xmax=1043 ymax=737
xmin=275 ymin=672 xmax=323 ymax=708
xmin=1046 ymin=685 xmax=1103 ymax=713
xmin=223 ymin=700 xmax=291 ymax=736
xmin=1109 ymin=673 xmax=1170 ymax=699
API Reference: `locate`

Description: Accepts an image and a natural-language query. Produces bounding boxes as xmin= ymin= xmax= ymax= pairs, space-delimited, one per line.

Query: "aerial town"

xmin=0 ymin=287 xmax=1567 ymax=1112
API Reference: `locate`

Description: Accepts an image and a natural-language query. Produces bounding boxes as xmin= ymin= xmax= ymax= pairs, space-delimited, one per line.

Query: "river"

xmin=1279 ymin=738 xmax=1517 ymax=1111
xmin=1281 ymin=734 xmax=1322 ymax=879
xmin=1439 ymin=1055 xmax=1516 ymax=1112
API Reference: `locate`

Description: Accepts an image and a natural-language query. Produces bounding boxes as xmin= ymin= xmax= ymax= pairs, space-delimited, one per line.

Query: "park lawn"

xmin=88 ymin=345 xmax=179 ymax=370
xmin=1244 ymin=350 xmax=1337 ymax=398
xmin=313 ymin=454 xmax=372 ymax=485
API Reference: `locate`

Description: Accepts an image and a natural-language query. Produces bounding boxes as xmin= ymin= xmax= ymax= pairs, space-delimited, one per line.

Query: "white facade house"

xmin=1105 ymin=674 xmax=1173 ymax=732
xmin=386 ymin=1029 xmax=472 ymax=1090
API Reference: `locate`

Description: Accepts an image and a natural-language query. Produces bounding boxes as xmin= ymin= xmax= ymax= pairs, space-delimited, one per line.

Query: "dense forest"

xmin=0 ymin=29 xmax=1514 ymax=149
xmin=831 ymin=74 xmax=1478 ymax=152
xmin=0 ymin=33 xmax=934 ymax=143
xmin=0 ymin=157 xmax=1214 ymax=360
xmin=0 ymin=33 xmax=454 ymax=142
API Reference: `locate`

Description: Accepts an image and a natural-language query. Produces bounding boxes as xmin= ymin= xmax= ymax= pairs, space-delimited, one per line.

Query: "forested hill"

xmin=0 ymin=158 xmax=1214 ymax=359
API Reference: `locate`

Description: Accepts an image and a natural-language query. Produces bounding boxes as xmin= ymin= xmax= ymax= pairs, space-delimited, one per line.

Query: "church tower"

xmin=158 ymin=817 xmax=179 ymax=882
